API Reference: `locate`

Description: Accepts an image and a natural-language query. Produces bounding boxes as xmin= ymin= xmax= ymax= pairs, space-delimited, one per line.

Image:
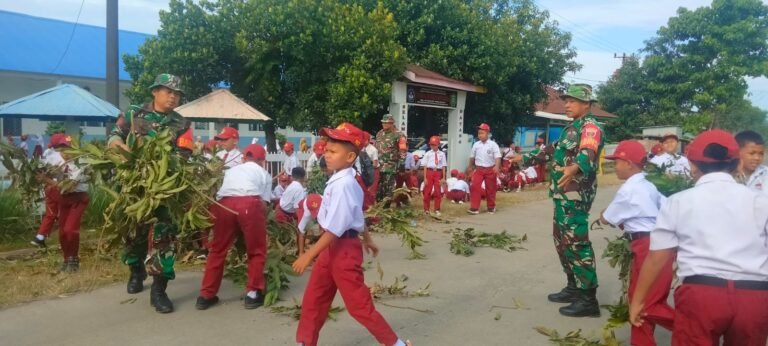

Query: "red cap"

xmin=204 ymin=139 xmax=217 ymax=151
xmin=214 ymin=127 xmax=239 ymax=140
xmin=686 ymin=129 xmax=739 ymax=163
xmin=50 ymin=133 xmax=72 ymax=148
xmin=450 ymin=169 xmax=459 ymax=177
xmin=363 ymin=132 xmax=372 ymax=144
xmin=243 ymin=144 xmax=266 ymax=160
xmin=176 ymin=128 xmax=194 ymax=150
xmin=305 ymin=193 xmax=322 ymax=218
xmin=283 ymin=141 xmax=294 ymax=152
xmin=320 ymin=122 xmax=366 ymax=149
xmin=477 ymin=123 xmax=491 ymax=132
xmin=457 ymin=173 xmax=465 ymax=180
xmin=604 ymin=140 xmax=647 ymax=166
xmin=661 ymin=133 xmax=679 ymax=142
xmin=650 ymin=143 xmax=663 ymax=155
xmin=429 ymin=136 xmax=440 ymax=146
xmin=312 ymin=139 xmax=326 ymax=155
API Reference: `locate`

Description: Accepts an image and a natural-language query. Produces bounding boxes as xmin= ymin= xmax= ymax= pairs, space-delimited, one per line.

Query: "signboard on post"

xmin=406 ymin=84 xmax=457 ymax=108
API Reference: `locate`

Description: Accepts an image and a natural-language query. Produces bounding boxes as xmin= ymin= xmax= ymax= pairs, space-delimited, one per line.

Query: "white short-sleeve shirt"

xmin=272 ymin=184 xmax=286 ymax=200
xmin=279 ymin=181 xmax=306 ymax=213
xmin=284 ymin=154 xmax=299 ymax=175
xmin=216 ymin=161 xmax=272 ymax=200
xmin=364 ymin=144 xmax=379 ymax=164
xmin=297 ymin=199 xmax=312 ymax=234
xmin=603 ymin=173 xmax=665 ymax=233
xmin=64 ymin=160 xmax=89 ymax=193
xmin=650 ymin=172 xmax=768 ymax=281
xmin=741 ymin=165 xmax=768 ymax=196
xmin=317 ymin=167 xmax=365 ymax=237
xmin=470 ymin=140 xmax=502 ymax=168
xmin=650 ymin=153 xmax=690 ymax=176
xmin=420 ymin=150 xmax=447 ymax=169
xmin=306 ymin=153 xmax=321 ymax=172
xmin=216 ymin=148 xmax=242 ymax=169
xmin=523 ymin=166 xmax=538 ymax=180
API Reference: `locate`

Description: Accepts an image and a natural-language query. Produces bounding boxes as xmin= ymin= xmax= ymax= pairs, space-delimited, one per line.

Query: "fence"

xmin=264 ymin=151 xmax=314 ymax=177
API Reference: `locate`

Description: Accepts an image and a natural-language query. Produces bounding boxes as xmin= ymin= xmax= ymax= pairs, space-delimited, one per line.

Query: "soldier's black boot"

xmin=150 ymin=276 xmax=174 ymax=314
xmin=559 ymin=288 xmax=600 ymax=317
xmin=126 ymin=263 xmax=147 ymax=294
xmin=547 ymin=275 xmax=579 ymax=303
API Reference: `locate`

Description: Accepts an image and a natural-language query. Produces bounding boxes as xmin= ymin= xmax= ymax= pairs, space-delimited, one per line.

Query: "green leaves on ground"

xmin=534 ymin=326 xmax=620 ymax=346
xmin=366 ymin=189 xmax=425 ymax=259
xmin=270 ymin=299 xmax=345 ymax=321
xmin=449 ymin=228 xmax=527 ymax=256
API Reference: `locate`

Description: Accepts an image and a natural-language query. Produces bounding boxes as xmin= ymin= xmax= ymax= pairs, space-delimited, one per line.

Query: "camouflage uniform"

xmin=526 ymin=86 xmax=604 ymax=291
xmin=375 ymin=115 xmax=406 ymax=202
xmin=109 ymin=74 xmax=189 ymax=281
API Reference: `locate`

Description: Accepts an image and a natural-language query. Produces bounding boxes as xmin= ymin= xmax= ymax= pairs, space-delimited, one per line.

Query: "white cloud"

xmin=0 ymin=0 xmax=169 ymax=33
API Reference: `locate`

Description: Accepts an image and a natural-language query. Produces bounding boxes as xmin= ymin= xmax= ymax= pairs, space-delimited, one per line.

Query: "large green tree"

xmin=599 ymin=0 xmax=768 ymax=140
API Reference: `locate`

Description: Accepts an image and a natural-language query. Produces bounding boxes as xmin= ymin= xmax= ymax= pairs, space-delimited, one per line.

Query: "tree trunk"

xmin=264 ymin=121 xmax=277 ymax=152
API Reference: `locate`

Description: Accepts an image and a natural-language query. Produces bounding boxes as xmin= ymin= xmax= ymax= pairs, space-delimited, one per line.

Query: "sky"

xmin=2 ymin=0 xmax=767 ymax=109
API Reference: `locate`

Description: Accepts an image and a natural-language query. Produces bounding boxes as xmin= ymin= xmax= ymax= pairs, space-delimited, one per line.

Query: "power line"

xmin=532 ymin=0 xmax=629 ymax=53
xmin=50 ymin=0 xmax=86 ymax=74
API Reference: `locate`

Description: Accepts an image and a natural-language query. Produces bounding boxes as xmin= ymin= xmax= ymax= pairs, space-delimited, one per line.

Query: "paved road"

xmin=0 ymin=185 xmax=671 ymax=346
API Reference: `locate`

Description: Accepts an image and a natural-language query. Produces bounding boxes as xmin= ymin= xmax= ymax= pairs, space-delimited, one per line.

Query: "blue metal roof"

xmin=0 ymin=10 xmax=152 ymax=81
xmin=0 ymin=84 xmax=119 ymax=120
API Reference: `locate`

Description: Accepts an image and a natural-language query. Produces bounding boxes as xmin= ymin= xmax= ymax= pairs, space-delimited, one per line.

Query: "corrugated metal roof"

xmin=0 ymin=10 xmax=152 ymax=80
xmin=175 ymin=89 xmax=271 ymax=121
xmin=535 ymin=87 xmax=618 ymax=119
xmin=403 ymin=64 xmax=487 ymax=93
xmin=0 ymin=84 xmax=119 ymax=120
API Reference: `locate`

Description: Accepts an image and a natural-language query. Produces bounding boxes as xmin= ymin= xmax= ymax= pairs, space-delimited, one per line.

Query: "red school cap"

xmin=50 ymin=133 xmax=72 ymax=148
xmin=320 ymin=122 xmax=366 ymax=150
xmin=243 ymin=144 xmax=266 ymax=160
xmin=604 ymin=140 xmax=647 ymax=166
xmin=686 ymin=129 xmax=739 ymax=163
xmin=477 ymin=123 xmax=491 ymax=132
xmin=214 ymin=127 xmax=239 ymax=140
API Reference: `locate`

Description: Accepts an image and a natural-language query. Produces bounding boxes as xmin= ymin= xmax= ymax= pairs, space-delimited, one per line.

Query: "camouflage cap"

xmin=149 ymin=73 xmax=185 ymax=94
xmin=381 ymin=114 xmax=395 ymax=123
xmin=560 ymin=84 xmax=595 ymax=103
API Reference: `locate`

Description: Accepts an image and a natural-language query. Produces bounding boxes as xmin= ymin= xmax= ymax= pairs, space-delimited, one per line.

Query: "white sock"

xmin=36 ymin=234 xmax=45 ymax=241
xmin=247 ymin=290 xmax=257 ymax=298
xmin=393 ymin=339 xmax=407 ymax=346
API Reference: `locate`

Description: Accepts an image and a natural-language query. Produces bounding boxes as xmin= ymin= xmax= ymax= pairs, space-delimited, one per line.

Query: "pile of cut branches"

xmin=366 ymin=188 xmax=425 ymax=259
xmin=601 ymin=235 xmax=633 ymax=328
xmin=534 ymin=326 xmax=620 ymax=346
xmin=270 ymin=298 xmax=345 ymax=321
xmin=449 ymin=228 xmax=527 ymax=256
xmin=643 ymin=163 xmax=693 ymax=197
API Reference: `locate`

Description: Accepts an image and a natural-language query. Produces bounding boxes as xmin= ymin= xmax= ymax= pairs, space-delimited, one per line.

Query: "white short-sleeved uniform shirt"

xmin=470 ymin=140 xmax=502 ymax=168
xmin=279 ymin=181 xmax=306 ymax=213
xmin=650 ymin=152 xmax=690 ymax=176
xmin=216 ymin=161 xmax=272 ymax=201
xmin=454 ymin=180 xmax=470 ymax=193
xmin=445 ymin=177 xmax=458 ymax=189
xmin=297 ymin=199 xmax=312 ymax=234
xmin=272 ymin=184 xmax=286 ymax=200
xmin=603 ymin=173 xmax=665 ymax=233
xmin=523 ymin=166 xmax=538 ymax=180
xmin=651 ymin=172 xmax=768 ymax=281
xmin=404 ymin=152 xmax=416 ymax=170
xmin=284 ymin=154 xmax=299 ymax=175
xmin=420 ymin=150 xmax=447 ymax=169
xmin=216 ymin=148 xmax=243 ymax=169
xmin=64 ymin=160 xmax=89 ymax=193
xmin=306 ymin=153 xmax=321 ymax=172
xmin=741 ymin=165 xmax=768 ymax=196
xmin=317 ymin=167 xmax=365 ymax=237
xmin=364 ymin=144 xmax=379 ymax=165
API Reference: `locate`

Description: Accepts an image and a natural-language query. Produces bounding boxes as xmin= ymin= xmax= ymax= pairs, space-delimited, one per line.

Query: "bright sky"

xmin=2 ymin=0 xmax=767 ymax=109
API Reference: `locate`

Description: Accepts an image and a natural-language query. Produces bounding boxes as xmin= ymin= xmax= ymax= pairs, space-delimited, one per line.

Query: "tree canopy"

xmin=598 ymin=0 xmax=768 ymax=141
xmin=123 ymin=0 xmax=578 ymax=140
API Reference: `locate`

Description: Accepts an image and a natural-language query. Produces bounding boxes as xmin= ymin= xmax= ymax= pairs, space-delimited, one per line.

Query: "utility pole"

xmin=613 ymin=53 xmax=629 ymax=66
xmin=106 ymin=0 xmax=119 ymax=108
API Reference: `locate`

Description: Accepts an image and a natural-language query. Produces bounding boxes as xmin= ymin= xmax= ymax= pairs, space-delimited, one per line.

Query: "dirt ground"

xmin=0 ymin=175 xmax=672 ymax=346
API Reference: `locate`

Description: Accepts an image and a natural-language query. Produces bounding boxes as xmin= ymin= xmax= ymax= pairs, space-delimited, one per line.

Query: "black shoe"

xmin=66 ymin=257 xmax=80 ymax=273
xmin=127 ymin=263 xmax=147 ymax=294
xmin=547 ymin=275 xmax=579 ymax=303
xmin=559 ymin=288 xmax=601 ymax=318
xmin=487 ymin=208 xmax=496 ymax=214
xmin=30 ymin=237 xmax=47 ymax=248
xmin=150 ymin=276 xmax=174 ymax=314
xmin=244 ymin=291 xmax=265 ymax=310
xmin=195 ymin=296 xmax=219 ymax=310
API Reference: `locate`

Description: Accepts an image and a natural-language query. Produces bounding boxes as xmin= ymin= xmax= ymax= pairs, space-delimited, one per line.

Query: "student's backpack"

xmin=357 ymin=151 xmax=375 ymax=187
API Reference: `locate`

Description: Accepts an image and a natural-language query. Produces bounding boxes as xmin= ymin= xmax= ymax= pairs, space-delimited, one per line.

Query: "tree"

xmin=598 ymin=0 xmax=768 ymax=139
xmin=354 ymin=0 xmax=579 ymax=136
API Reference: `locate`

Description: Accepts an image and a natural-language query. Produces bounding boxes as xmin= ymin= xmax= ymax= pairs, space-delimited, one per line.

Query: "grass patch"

xmin=0 ymin=188 xmax=38 ymax=248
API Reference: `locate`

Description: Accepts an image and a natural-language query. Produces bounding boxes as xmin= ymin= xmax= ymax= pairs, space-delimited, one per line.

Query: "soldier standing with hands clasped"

xmin=518 ymin=84 xmax=605 ymax=317
xmin=375 ymin=114 xmax=406 ymax=202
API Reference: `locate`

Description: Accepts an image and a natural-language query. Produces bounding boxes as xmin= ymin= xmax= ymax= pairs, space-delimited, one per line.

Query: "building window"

xmin=194 ymin=122 xmax=208 ymax=130
xmin=248 ymin=122 xmax=263 ymax=131
xmin=3 ymin=118 xmax=21 ymax=136
xmin=80 ymin=121 xmax=104 ymax=127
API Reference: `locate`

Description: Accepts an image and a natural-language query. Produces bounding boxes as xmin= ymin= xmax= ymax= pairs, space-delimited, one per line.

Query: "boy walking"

xmin=196 ymin=144 xmax=272 ymax=310
xmin=293 ymin=122 xmax=410 ymax=346
xmin=421 ymin=136 xmax=447 ymax=215
xmin=601 ymin=140 xmax=674 ymax=346
xmin=30 ymin=140 xmax=66 ymax=248
xmin=630 ymin=130 xmax=768 ymax=345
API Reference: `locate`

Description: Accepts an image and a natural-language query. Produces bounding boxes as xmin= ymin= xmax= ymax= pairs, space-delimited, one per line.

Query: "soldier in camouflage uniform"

xmin=521 ymin=84 xmax=605 ymax=317
xmin=108 ymin=74 xmax=190 ymax=314
xmin=375 ymin=114 xmax=406 ymax=203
